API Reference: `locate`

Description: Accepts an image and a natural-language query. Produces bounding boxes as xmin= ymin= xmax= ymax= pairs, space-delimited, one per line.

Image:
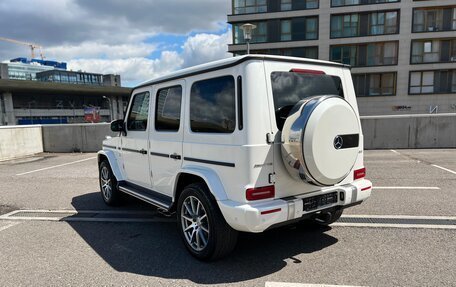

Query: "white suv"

xmin=98 ymin=55 xmax=372 ymax=260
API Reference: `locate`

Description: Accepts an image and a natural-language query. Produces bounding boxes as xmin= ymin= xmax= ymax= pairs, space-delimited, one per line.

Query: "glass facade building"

xmin=228 ymin=0 xmax=456 ymax=115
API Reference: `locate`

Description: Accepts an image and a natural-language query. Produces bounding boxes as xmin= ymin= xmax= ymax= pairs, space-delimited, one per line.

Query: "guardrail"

xmin=0 ymin=113 xmax=455 ymax=161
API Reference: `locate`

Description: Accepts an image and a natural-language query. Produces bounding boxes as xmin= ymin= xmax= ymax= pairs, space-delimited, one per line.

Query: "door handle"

xmin=170 ymin=154 xmax=181 ymax=160
xmin=139 ymin=149 xmax=147 ymax=155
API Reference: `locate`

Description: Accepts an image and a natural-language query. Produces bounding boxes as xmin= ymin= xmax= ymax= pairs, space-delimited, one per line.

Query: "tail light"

xmin=246 ymin=185 xmax=275 ymax=201
xmin=354 ymin=167 xmax=366 ymax=180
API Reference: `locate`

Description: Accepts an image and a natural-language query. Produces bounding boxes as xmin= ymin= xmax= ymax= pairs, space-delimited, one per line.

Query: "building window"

xmin=190 ymin=76 xmax=236 ymax=133
xmin=332 ymin=0 xmax=398 ymax=6
xmin=412 ymin=8 xmax=453 ymax=32
xmin=330 ymin=45 xmax=357 ymax=65
xmin=411 ymin=39 xmax=456 ymax=64
xmin=234 ymin=0 xmax=267 ymax=14
xmin=353 ymin=73 xmax=396 ymax=97
xmin=367 ymin=42 xmax=398 ymax=66
xmin=155 ymin=86 xmax=182 ymax=132
xmin=281 ymin=0 xmax=292 ymax=11
xmin=306 ymin=17 xmax=318 ymax=39
xmin=281 ymin=0 xmax=318 ymax=10
xmin=330 ymin=42 xmax=398 ymax=67
xmin=305 ymin=0 xmax=319 ymax=9
xmin=331 ymin=14 xmax=359 ymax=38
xmin=452 ymin=71 xmax=456 ymax=92
xmin=369 ymin=11 xmax=398 ymax=35
xmin=234 ymin=22 xmax=267 ymax=44
xmin=281 ymin=20 xmax=292 ymax=41
xmin=410 ymin=70 xmax=456 ymax=94
xmin=410 ymin=71 xmax=434 ymax=94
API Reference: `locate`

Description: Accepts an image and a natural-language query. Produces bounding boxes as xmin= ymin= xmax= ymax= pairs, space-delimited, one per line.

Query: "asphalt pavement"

xmin=0 ymin=149 xmax=455 ymax=286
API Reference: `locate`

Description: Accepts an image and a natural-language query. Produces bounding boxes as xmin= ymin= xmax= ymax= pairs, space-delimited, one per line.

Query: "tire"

xmin=99 ymin=160 xmax=122 ymax=206
xmin=177 ymin=183 xmax=238 ymax=261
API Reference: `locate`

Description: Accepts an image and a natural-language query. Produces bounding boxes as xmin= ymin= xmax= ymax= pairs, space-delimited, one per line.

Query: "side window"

xmin=190 ymin=76 xmax=236 ymax=133
xmin=126 ymin=92 xmax=150 ymax=131
xmin=155 ymin=85 xmax=182 ymax=131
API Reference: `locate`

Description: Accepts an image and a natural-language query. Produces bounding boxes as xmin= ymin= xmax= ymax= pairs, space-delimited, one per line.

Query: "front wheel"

xmin=177 ymin=183 xmax=238 ymax=261
xmin=99 ymin=160 xmax=122 ymax=206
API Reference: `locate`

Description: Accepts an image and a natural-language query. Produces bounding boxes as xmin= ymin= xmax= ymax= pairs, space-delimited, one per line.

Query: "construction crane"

xmin=0 ymin=36 xmax=44 ymax=59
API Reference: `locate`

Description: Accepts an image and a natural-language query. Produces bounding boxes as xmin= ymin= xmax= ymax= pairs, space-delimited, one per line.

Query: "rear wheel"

xmin=99 ymin=160 xmax=122 ymax=206
xmin=177 ymin=183 xmax=238 ymax=261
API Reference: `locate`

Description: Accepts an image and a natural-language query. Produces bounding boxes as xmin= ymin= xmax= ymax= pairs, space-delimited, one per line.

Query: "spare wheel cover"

xmin=281 ymin=96 xmax=360 ymax=186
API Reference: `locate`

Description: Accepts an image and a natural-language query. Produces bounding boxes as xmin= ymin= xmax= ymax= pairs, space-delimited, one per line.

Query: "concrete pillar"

xmin=111 ymin=96 xmax=119 ymax=120
xmin=3 ymin=92 xmax=16 ymax=125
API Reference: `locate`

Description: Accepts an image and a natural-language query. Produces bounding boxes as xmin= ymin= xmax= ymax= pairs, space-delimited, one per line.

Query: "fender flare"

xmin=177 ymin=165 xmax=228 ymax=201
xmin=97 ymin=150 xmax=124 ymax=181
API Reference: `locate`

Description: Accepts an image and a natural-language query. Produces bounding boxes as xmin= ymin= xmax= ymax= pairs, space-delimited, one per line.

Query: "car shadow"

xmin=70 ymin=192 xmax=338 ymax=284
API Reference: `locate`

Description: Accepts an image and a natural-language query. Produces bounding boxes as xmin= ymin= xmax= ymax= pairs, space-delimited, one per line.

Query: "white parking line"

xmin=265 ymin=282 xmax=366 ymax=287
xmin=0 ymin=222 xmax=20 ymax=232
xmin=431 ymin=164 xmax=456 ymax=175
xmin=374 ymin=186 xmax=440 ymax=190
xmin=332 ymin=223 xmax=456 ymax=230
xmin=342 ymin=214 xmax=456 ymax=220
xmin=16 ymin=157 xmax=96 ymax=176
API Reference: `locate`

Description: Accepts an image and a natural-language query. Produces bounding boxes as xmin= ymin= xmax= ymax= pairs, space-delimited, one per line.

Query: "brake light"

xmin=246 ymin=185 xmax=275 ymax=201
xmin=354 ymin=168 xmax=366 ymax=180
xmin=290 ymin=68 xmax=325 ymax=75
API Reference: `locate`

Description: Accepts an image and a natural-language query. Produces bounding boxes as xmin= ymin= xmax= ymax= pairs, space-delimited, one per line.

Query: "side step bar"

xmin=118 ymin=181 xmax=172 ymax=211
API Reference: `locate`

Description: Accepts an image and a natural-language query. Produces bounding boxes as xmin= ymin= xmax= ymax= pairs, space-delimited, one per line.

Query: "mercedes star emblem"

xmin=333 ymin=135 xmax=343 ymax=150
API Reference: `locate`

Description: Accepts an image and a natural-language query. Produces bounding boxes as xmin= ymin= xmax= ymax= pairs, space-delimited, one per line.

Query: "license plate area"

xmin=303 ymin=192 xmax=338 ymax=212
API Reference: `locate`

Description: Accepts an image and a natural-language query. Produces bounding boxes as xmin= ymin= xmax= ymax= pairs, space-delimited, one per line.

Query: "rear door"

xmin=263 ymin=61 xmax=347 ymax=198
xmin=121 ymin=90 xmax=151 ymax=188
xmin=149 ymin=80 xmax=185 ymax=197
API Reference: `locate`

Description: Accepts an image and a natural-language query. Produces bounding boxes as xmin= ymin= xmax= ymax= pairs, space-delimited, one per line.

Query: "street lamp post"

xmin=240 ymin=23 xmax=256 ymax=55
xmin=103 ymin=96 xmax=112 ymax=122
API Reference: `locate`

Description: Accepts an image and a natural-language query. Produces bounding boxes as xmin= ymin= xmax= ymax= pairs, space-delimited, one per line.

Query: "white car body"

xmin=98 ymin=55 xmax=371 ymax=234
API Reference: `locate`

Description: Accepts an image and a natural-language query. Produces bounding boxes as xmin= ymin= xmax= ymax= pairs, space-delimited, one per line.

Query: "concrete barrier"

xmin=41 ymin=123 xmax=116 ymax=153
xmin=0 ymin=113 xmax=455 ymax=161
xmin=361 ymin=113 xmax=456 ymax=149
xmin=0 ymin=125 xmax=43 ymax=161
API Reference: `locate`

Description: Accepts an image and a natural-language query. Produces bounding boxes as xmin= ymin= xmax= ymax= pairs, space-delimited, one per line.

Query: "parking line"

xmin=0 ymin=222 xmax=20 ymax=232
xmin=374 ymin=186 xmax=440 ymax=190
xmin=431 ymin=164 xmax=456 ymax=176
xmin=265 ymin=282 xmax=366 ymax=287
xmin=16 ymin=157 xmax=97 ymax=176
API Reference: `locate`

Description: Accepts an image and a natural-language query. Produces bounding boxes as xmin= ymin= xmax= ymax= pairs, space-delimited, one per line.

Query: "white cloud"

xmin=46 ymin=42 xmax=157 ymax=61
xmin=181 ymin=30 xmax=232 ymax=68
xmin=67 ymin=30 xmax=232 ymax=87
xmin=68 ymin=51 xmax=183 ymax=86
xmin=0 ymin=0 xmax=233 ymax=87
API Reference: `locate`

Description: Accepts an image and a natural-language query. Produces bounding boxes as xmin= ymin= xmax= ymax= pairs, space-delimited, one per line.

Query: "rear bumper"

xmin=218 ymin=179 xmax=372 ymax=233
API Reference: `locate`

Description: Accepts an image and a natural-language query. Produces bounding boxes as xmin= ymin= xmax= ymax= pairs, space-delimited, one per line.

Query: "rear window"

xmin=271 ymin=71 xmax=344 ymax=130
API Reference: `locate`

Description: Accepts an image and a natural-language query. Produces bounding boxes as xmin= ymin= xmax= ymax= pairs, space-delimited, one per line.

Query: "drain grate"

xmin=0 ymin=210 xmax=175 ymax=223
xmin=11 ymin=211 xmax=80 ymax=218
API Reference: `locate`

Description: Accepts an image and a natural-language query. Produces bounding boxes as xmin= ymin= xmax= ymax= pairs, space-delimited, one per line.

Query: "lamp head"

xmin=240 ymin=23 xmax=257 ymax=41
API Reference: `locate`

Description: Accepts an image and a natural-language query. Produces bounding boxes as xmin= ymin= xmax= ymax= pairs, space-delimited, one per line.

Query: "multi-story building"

xmin=228 ymin=0 xmax=456 ymax=115
xmin=0 ymin=58 xmax=129 ymax=125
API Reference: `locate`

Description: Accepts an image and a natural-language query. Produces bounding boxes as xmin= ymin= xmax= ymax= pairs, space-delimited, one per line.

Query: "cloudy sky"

xmin=0 ymin=0 xmax=232 ymax=86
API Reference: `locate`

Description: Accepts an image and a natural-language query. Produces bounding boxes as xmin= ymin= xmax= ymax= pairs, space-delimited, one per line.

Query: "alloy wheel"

xmin=180 ymin=196 xmax=210 ymax=252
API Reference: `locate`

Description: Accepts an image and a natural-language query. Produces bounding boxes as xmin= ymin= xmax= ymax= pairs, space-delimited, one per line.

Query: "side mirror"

xmin=110 ymin=119 xmax=125 ymax=133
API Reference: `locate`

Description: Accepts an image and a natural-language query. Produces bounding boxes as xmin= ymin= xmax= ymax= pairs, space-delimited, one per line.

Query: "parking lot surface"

xmin=0 ymin=149 xmax=455 ymax=286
